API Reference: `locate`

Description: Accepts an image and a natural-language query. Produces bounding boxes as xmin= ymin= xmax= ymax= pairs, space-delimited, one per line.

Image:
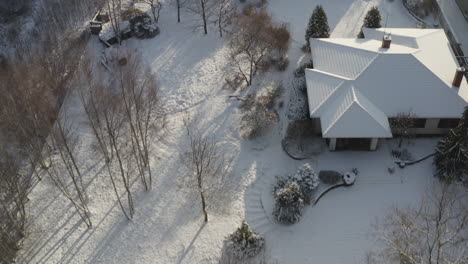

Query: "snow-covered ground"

xmin=247 ymin=138 xmax=437 ymax=263
xmin=437 ymin=0 xmax=468 ymax=55
xmin=17 ymin=0 xmax=436 ymax=263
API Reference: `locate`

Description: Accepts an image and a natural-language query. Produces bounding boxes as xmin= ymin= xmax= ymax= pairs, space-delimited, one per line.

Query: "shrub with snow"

xmin=224 ymin=221 xmax=265 ymax=259
xmin=130 ymin=13 xmax=159 ymax=39
xmin=319 ymin=170 xmax=342 ymax=185
xmin=403 ymin=0 xmax=432 ymax=17
xmin=405 ymin=0 xmax=422 ymax=9
xmin=287 ymin=77 xmax=309 ymax=121
xmin=294 ymin=61 xmax=314 ymax=78
xmin=293 ymin=163 xmax=319 ymax=196
xmin=273 ymin=178 xmax=305 ymax=224
xmin=240 ymin=106 xmax=278 ymax=139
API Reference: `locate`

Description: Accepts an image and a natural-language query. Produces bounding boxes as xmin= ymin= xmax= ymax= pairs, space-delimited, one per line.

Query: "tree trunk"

xmin=177 ymin=5 xmax=180 ymax=22
xmin=218 ymin=14 xmax=222 ymax=37
xmin=152 ymin=6 xmax=156 ymax=22
xmin=200 ymin=189 xmax=208 ymax=222
xmin=201 ymin=0 xmax=207 ymax=34
xmin=198 ymin=173 xmax=208 ymax=222
xmin=249 ymin=60 xmax=253 ymax=86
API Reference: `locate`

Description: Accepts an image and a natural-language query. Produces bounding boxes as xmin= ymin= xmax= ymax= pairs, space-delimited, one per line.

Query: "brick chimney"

xmin=382 ymin=34 xmax=391 ymax=49
xmin=452 ymin=67 xmax=466 ymax=88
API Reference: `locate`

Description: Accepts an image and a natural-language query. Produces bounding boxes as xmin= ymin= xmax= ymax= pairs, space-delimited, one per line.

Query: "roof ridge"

xmin=318 ymin=38 xmax=381 ymax=55
xmin=409 ymin=52 xmax=463 ymax=95
xmin=351 ymin=88 xmax=391 ymax=134
xmin=310 ymin=80 xmax=347 ymax=115
xmin=352 ymin=53 xmax=380 ymax=80
xmin=412 ymin=28 xmax=442 ymax=40
xmin=307 ymin=68 xmax=352 ymax=80
xmin=322 ymin=88 xmax=356 ymax=135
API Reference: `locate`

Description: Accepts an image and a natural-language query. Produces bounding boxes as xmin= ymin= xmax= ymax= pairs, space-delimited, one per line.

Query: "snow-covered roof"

xmin=306 ymin=28 xmax=468 ymax=138
xmin=321 ymin=87 xmax=392 ymax=138
xmin=99 ymin=21 xmax=131 ymax=42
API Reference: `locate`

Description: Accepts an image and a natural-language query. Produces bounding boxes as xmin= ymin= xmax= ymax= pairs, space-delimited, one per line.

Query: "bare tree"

xmin=172 ymin=0 xmax=187 ymax=23
xmin=100 ymin=84 xmax=136 ymax=220
xmin=213 ymin=0 xmax=235 ymax=37
xmin=139 ymin=0 xmax=163 ymax=23
xmin=115 ymin=52 xmax=167 ymax=191
xmin=45 ymin=114 xmax=92 ymax=228
xmin=0 ymin=151 xmax=30 ymax=264
xmin=80 ymin=55 xmax=136 ymax=219
xmin=371 ymin=184 xmax=468 ymax=264
xmin=183 ymin=117 xmax=230 ymax=222
xmin=77 ymin=59 xmax=135 ymax=219
xmin=29 ymin=41 xmax=93 ymax=227
xmin=390 ymin=111 xmax=416 ymax=148
xmin=186 ymin=0 xmax=216 ymax=34
xmin=228 ymin=9 xmax=290 ymax=86
xmin=78 ymin=60 xmax=112 ymax=163
xmin=0 ymin=63 xmax=55 ymax=178
xmin=0 ymin=0 xmax=102 ymax=261
xmin=107 ymin=0 xmax=123 ymax=45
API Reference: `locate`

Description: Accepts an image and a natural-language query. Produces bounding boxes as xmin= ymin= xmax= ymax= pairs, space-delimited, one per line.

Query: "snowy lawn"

xmin=248 ymin=138 xmax=437 ymax=263
xmin=18 ymin=0 xmax=434 ymax=263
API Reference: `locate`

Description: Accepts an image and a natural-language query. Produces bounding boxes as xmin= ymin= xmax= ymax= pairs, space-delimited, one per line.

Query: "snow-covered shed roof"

xmin=306 ymin=28 xmax=468 ymax=138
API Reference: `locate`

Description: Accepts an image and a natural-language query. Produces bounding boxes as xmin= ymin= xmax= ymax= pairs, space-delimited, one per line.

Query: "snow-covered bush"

xmin=224 ymin=221 xmax=265 ymax=259
xmin=256 ymin=84 xmax=283 ymax=110
xmin=240 ymin=107 xmax=278 ymax=139
xmin=293 ymin=163 xmax=319 ymax=197
xmin=130 ymin=13 xmax=159 ymax=39
xmin=276 ymin=56 xmax=289 ymax=72
xmin=319 ymin=170 xmax=342 ymax=185
xmin=273 ymin=178 xmax=305 ymax=224
xmin=403 ymin=0 xmax=433 ymax=16
xmin=240 ymin=87 xmax=281 ymax=139
xmin=287 ymin=77 xmax=309 ymax=121
xmin=294 ymin=61 xmax=314 ymax=78
xmin=405 ymin=0 xmax=422 ymax=9
xmin=391 ymin=148 xmax=413 ymax=161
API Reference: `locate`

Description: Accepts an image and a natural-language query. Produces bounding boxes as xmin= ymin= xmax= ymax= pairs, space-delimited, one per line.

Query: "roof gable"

xmin=321 ymin=87 xmax=392 ymax=138
xmin=305 ymin=69 xmax=347 ymax=116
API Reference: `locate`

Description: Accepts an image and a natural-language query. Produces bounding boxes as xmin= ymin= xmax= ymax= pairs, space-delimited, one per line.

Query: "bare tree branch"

xmin=182 ymin=115 xmax=230 ymax=222
xmin=371 ymin=184 xmax=468 ymax=264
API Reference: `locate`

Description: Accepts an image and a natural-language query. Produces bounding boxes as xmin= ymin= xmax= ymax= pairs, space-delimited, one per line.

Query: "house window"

xmin=437 ymin=119 xmax=459 ymax=129
xmin=412 ymin=118 xmax=426 ymax=128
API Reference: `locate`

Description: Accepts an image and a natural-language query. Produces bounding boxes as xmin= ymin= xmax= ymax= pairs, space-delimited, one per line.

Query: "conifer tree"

xmin=305 ymin=5 xmax=330 ymax=44
xmin=357 ymin=28 xmax=365 ymax=38
xmin=363 ymin=6 xmax=382 ymax=28
xmin=434 ymin=107 xmax=468 ymax=183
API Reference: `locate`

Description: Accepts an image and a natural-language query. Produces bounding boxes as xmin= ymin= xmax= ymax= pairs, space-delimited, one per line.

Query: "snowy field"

xmin=17 ymin=0 xmax=434 ymax=263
